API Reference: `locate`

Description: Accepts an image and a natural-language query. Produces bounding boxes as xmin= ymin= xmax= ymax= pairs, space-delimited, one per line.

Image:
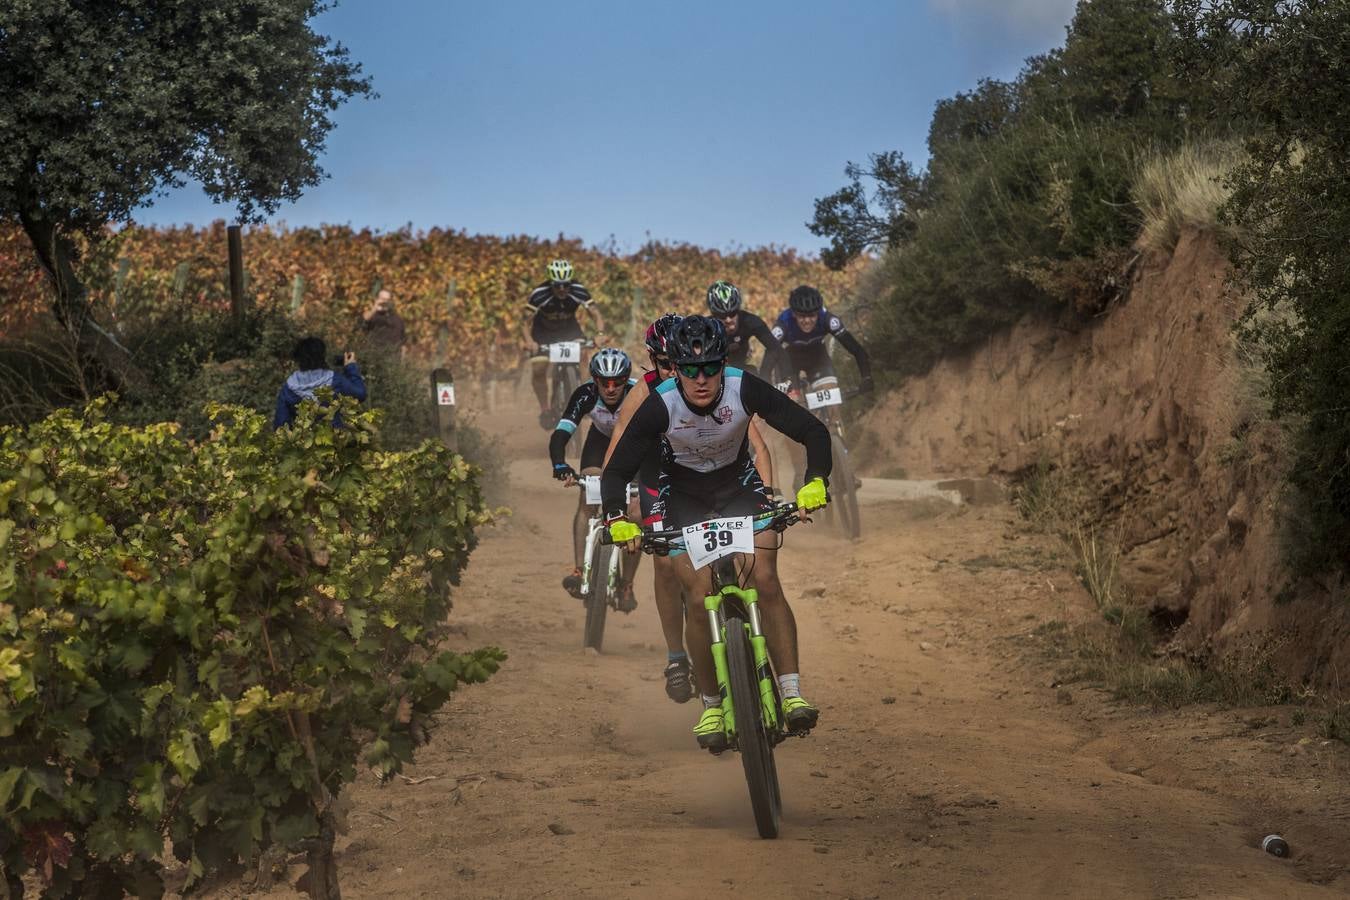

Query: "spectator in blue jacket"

xmin=273 ymin=337 xmax=367 ymax=429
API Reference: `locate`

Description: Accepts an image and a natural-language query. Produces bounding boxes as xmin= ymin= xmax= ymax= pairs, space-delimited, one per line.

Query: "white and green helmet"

xmin=547 ymin=259 xmax=574 ymax=283
xmin=706 ymin=280 xmax=742 ymax=315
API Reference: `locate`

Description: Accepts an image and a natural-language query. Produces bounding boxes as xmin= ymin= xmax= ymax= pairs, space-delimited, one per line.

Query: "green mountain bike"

xmin=606 ymin=502 xmax=807 ymax=838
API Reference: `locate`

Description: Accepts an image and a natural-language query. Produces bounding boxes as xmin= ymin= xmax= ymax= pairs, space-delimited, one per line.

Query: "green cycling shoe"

xmin=782 ymin=696 xmax=819 ymax=733
xmin=693 ymin=706 xmax=728 ymax=753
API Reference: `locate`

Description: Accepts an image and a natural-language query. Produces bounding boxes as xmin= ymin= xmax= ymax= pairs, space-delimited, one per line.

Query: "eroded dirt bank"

xmin=208 ymin=404 xmax=1349 ymax=899
xmin=855 ymin=230 xmax=1350 ymax=690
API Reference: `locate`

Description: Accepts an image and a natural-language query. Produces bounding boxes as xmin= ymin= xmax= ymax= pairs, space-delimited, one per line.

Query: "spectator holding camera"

xmin=273 ymin=336 xmax=367 ymax=429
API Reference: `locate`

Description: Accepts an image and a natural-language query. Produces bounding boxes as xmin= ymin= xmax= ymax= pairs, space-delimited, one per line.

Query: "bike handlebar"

xmin=600 ymin=502 xmax=805 ymax=549
xmin=533 ymin=338 xmax=597 ymax=357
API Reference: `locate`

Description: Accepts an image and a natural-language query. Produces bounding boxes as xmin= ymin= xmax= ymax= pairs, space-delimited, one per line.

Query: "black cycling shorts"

xmin=579 ymin=424 xmax=610 ymax=471
xmin=531 ymin=319 xmax=585 ymax=347
xmin=783 ymin=344 xmax=835 ymax=383
xmin=638 ymin=480 xmax=663 ymax=525
xmin=656 ymin=458 xmax=773 ymax=531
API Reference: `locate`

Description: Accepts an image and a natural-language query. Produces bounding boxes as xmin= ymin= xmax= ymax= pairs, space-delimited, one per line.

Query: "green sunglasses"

xmin=677 ymin=361 xmax=724 ymax=379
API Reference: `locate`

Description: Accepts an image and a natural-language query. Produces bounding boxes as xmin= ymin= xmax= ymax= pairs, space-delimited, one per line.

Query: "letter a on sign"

xmin=437 ymin=383 xmax=456 ymax=406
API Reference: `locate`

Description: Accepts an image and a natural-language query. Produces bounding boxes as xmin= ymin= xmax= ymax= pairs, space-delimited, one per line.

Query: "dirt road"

xmin=222 ymin=405 xmax=1350 ymax=899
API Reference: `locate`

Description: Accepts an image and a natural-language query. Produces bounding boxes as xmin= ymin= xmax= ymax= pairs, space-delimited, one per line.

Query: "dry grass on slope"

xmin=1133 ymin=141 xmax=1242 ymax=254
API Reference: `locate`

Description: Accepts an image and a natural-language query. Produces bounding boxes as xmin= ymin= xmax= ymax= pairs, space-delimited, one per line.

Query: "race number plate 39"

xmin=682 ymin=516 xmax=754 ymax=570
xmin=549 ymin=341 xmax=582 ymax=364
xmin=806 ymin=386 xmax=842 ymax=410
xmin=581 ymin=475 xmax=602 ymax=506
xmin=436 ymin=382 xmax=456 ymax=406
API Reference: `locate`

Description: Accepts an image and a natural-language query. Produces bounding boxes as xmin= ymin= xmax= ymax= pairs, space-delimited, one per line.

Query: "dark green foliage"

xmin=807 ymin=152 xmax=925 ymax=271
xmin=1178 ymin=0 xmax=1350 ymax=575
xmin=0 ymin=1 xmax=371 ymax=373
xmin=0 ymin=1 xmax=370 ymax=232
xmin=811 ymin=0 xmax=1197 ymax=373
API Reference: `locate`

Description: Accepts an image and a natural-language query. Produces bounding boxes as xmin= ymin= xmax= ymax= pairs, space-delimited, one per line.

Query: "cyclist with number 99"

xmin=601 ymin=315 xmax=832 ymax=751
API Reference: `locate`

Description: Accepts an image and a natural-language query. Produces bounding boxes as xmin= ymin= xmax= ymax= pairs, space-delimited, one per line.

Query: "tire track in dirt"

xmin=214 ymin=404 xmax=1350 ymax=899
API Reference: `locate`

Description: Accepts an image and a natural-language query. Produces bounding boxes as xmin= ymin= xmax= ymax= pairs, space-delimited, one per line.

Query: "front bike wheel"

xmin=583 ymin=540 xmax=613 ymax=652
xmin=725 ymin=615 xmax=781 ymax=839
xmin=830 ymin=434 xmax=862 ymax=541
xmin=553 ymin=364 xmax=580 ymax=417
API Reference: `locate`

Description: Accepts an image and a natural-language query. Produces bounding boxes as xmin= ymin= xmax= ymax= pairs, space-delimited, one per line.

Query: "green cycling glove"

xmin=796 ymin=477 xmax=828 ymax=512
xmin=608 ymin=519 xmax=642 ymax=544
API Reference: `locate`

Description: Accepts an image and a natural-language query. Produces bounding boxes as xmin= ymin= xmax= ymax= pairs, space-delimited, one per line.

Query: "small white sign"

xmin=806 ymin=387 xmax=842 ymax=410
xmin=581 ymin=475 xmax=602 ymax=506
xmin=549 ymin=341 xmax=582 ymax=364
xmin=436 ymin=382 xmax=456 ymax=406
xmin=775 ymin=381 xmax=793 ymax=394
xmin=682 ymin=516 xmax=755 ymax=570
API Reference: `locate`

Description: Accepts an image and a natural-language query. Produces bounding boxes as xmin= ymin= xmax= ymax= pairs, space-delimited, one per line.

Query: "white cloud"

xmin=928 ymin=0 xmax=1076 ymax=43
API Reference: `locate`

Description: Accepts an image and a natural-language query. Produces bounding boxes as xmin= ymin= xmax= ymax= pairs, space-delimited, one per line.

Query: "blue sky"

xmin=143 ymin=0 xmax=1077 ymax=253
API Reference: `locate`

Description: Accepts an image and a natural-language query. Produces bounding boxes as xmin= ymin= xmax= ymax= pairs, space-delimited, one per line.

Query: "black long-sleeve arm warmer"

xmin=743 ymin=313 xmax=786 ymax=380
xmin=548 ymin=428 xmax=571 ymax=466
xmin=601 ymin=393 xmax=667 ymax=516
xmin=835 ymin=329 xmax=871 ymax=380
xmin=740 ymin=374 xmax=833 ymax=484
xmin=548 ymin=383 xmax=597 ymax=465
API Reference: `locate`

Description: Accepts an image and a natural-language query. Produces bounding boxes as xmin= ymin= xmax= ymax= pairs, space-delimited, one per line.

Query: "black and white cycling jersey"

xmin=549 ymin=380 xmax=635 ymax=467
xmin=600 ymin=367 xmax=831 ymax=517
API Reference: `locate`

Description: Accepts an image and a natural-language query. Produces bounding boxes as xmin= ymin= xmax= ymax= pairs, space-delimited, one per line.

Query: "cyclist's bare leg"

xmin=747 ymin=541 xmax=799 ymax=674
xmin=651 ymin=554 xmax=685 ymax=654
xmin=574 ymin=466 xmax=601 ymax=570
xmin=530 ymin=357 xmax=549 ymax=411
xmin=673 ymin=555 xmax=718 ymax=696
xmin=619 ymin=497 xmax=643 ymax=589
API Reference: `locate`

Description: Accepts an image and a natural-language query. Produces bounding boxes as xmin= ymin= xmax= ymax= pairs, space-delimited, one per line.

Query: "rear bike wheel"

xmin=583 ymin=539 xmax=613 ymax=652
xmin=725 ymin=615 xmax=781 ymax=839
xmin=830 ymin=434 xmax=862 ymax=541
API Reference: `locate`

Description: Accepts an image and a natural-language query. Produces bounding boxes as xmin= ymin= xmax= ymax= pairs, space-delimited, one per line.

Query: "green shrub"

xmin=1181 ymin=1 xmax=1350 ymax=576
xmin=0 ymin=397 xmax=503 ymax=896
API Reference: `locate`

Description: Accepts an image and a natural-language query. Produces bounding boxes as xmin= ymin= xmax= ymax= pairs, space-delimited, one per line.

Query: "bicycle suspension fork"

xmin=705 ymin=557 xmax=781 ymax=742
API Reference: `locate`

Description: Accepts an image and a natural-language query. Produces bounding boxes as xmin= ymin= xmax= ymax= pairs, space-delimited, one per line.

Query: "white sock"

xmin=701 ymin=694 xmax=721 ymax=709
xmin=778 ymin=673 xmax=801 ymax=699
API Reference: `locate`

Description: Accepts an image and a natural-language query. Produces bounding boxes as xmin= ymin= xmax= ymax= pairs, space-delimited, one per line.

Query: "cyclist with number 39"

xmin=601 ymin=315 xmax=831 ymax=751
xmin=604 ymin=314 xmax=780 ymax=705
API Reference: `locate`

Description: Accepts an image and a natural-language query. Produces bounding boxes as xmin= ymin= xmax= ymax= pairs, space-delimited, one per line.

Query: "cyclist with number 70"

xmin=601 ymin=315 xmax=832 ymax=750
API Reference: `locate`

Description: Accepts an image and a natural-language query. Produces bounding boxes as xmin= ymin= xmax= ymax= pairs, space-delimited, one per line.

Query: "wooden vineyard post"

xmin=291 ymin=274 xmax=306 ymax=313
xmin=172 ymin=260 xmax=190 ymax=298
xmin=227 ymin=224 xmax=247 ymax=320
xmin=113 ymin=257 xmax=132 ymax=335
xmin=430 ymin=367 xmax=457 ymax=452
xmin=628 ymin=286 xmax=645 ymax=346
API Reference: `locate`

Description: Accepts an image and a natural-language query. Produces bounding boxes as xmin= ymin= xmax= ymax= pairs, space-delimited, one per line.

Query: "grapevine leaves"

xmin=0 ymin=397 xmax=500 ymax=895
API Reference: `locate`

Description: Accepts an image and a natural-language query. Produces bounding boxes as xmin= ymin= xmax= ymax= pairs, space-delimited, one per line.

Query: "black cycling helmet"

xmin=669 ymin=315 xmax=728 ymax=365
xmin=788 ymin=285 xmax=824 ymax=314
xmin=706 ymin=280 xmax=742 ymax=315
xmin=644 ymin=313 xmax=683 ymax=357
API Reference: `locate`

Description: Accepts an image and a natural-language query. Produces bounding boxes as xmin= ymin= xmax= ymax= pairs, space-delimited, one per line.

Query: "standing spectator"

xmin=274 ymin=337 xmax=367 ymax=429
xmin=362 ymin=289 xmax=407 ymax=356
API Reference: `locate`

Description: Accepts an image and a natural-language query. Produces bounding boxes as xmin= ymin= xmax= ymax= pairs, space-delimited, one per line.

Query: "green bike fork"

xmin=705 ymin=585 xmax=781 ymax=744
